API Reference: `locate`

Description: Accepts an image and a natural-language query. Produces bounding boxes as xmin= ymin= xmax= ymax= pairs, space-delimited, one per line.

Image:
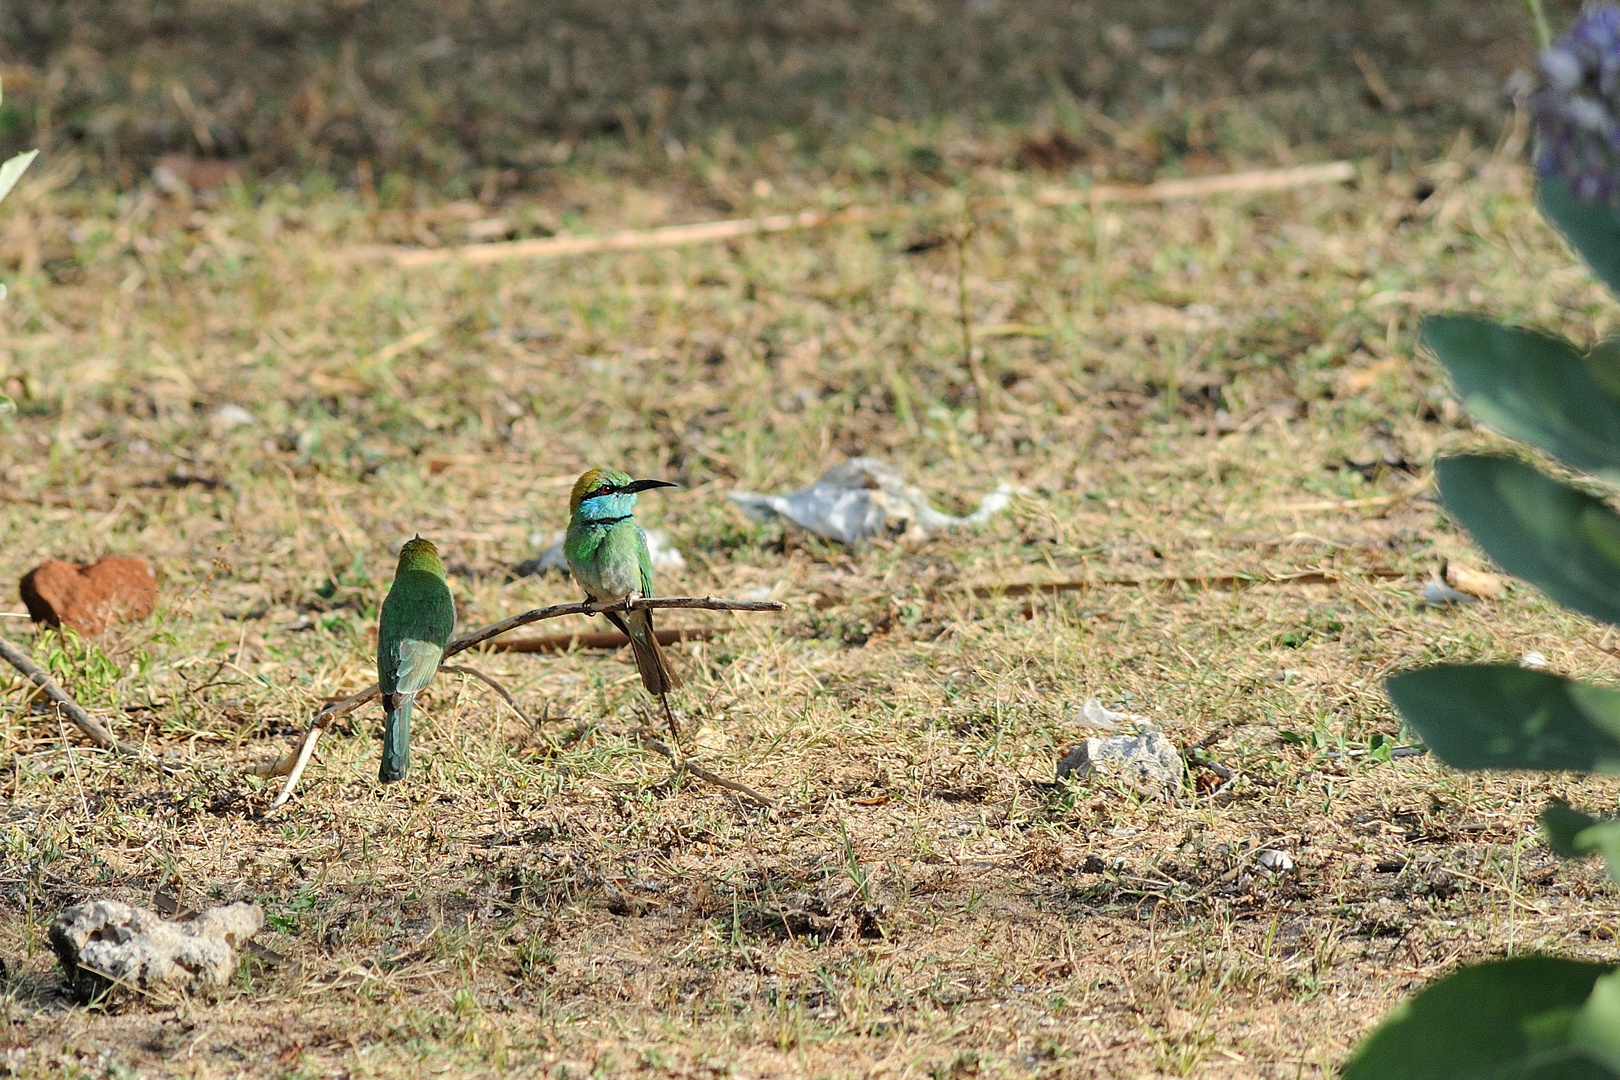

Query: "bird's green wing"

xmin=393 ymin=638 xmax=444 ymax=695
xmin=635 ymin=526 xmax=655 ymax=598
xmin=378 ymin=569 xmax=456 ymax=694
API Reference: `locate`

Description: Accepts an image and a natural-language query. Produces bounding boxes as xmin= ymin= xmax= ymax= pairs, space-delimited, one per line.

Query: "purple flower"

xmin=1532 ymin=5 xmax=1620 ymax=203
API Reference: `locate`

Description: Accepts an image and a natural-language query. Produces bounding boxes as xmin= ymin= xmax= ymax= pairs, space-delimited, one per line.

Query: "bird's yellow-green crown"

xmin=570 ymin=468 xmax=632 ymax=515
xmin=396 ymin=536 xmax=446 ymax=577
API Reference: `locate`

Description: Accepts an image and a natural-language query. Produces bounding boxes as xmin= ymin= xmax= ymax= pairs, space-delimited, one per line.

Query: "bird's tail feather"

xmin=623 ymin=610 xmax=678 ymax=696
xmin=380 ymin=695 xmax=413 ymax=783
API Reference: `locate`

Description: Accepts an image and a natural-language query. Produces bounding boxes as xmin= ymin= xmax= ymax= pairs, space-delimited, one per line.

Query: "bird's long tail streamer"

xmin=380 ymin=695 xmax=413 ymax=783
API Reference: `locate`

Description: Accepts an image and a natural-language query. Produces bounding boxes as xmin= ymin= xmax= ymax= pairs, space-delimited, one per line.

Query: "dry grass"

xmin=0 ymin=0 xmax=1550 ymax=185
xmin=6 ymin=114 xmax=1620 ymax=1078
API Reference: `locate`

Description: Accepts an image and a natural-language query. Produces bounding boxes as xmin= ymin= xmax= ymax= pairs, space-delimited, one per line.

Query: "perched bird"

xmin=376 ymin=536 xmax=456 ymax=783
xmin=564 ymin=468 xmax=680 ymax=703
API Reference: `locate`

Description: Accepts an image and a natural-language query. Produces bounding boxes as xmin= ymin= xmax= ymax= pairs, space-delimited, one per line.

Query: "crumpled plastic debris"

xmin=1256 ymin=849 xmax=1294 ymax=873
xmin=728 ymin=457 xmax=1015 ymax=544
xmin=1422 ymin=577 xmax=1474 ymax=607
xmin=1423 ymin=560 xmax=1506 ymax=607
xmin=513 ymin=529 xmax=686 ymax=579
xmin=1073 ymin=698 xmax=1154 ymax=733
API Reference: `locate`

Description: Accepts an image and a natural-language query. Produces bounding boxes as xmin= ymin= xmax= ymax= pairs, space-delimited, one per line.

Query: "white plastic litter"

xmin=1076 ymin=698 xmax=1154 ymax=733
xmin=209 ymin=403 xmax=256 ymax=434
xmin=1256 ymin=849 xmax=1294 ymax=872
xmin=1520 ymin=651 xmax=1549 ymax=670
xmin=1422 ymin=577 xmax=1475 ymax=607
xmin=729 ymin=457 xmax=1015 ymax=544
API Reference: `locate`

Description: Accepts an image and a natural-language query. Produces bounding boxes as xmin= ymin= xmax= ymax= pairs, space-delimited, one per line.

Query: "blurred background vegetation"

xmin=0 ymin=0 xmax=1580 ymax=194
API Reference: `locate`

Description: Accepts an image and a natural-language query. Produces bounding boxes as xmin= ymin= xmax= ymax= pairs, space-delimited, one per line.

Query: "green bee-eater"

xmin=564 ymin=468 xmax=680 ymax=698
xmin=376 ymin=536 xmax=456 ymax=783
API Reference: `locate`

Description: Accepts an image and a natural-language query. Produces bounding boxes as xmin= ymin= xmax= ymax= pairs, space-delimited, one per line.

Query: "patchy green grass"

xmin=5 ymin=117 xmax=1620 ymax=1078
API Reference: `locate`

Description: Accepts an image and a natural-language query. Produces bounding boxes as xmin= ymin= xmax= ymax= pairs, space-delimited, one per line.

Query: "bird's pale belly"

xmin=567 ymin=523 xmax=645 ymax=601
xmin=576 ymin=558 xmax=640 ymax=601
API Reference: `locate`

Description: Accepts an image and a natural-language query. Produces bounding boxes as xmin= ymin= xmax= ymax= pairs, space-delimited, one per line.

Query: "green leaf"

xmin=1574 ymin=971 xmax=1620 ymax=1073
xmin=1541 ymin=799 xmax=1620 ymax=883
xmin=1385 ymin=665 xmax=1620 ymax=773
xmin=1545 ymin=799 xmax=1606 ymax=857
xmin=0 ymin=149 xmax=37 ymax=207
xmin=1343 ymin=955 xmax=1617 ymax=1080
xmin=1585 ymin=340 xmax=1620 ymax=402
xmin=1439 ymin=455 xmax=1620 ymax=629
xmin=1540 ymin=177 xmax=1620 ymax=300
xmin=1423 ymin=317 xmax=1620 ymax=483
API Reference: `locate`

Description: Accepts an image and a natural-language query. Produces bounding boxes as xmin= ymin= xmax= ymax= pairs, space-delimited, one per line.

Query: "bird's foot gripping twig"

xmin=256 ymin=594 xmax=784 ymax=810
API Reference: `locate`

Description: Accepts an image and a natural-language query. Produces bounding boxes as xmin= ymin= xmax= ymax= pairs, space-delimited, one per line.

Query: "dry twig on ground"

xmin=439 ymin=664 xmax=533 ymax=726
xmin=347 ymin=162 xmax=1353 ymax=268
xmin=634 ymin=728 xmax=774 ymax=808
xmin=0 ymin=635 xmax=139 ymax=754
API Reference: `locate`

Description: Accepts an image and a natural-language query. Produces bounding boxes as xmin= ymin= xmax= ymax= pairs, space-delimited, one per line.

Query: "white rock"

xmin=49 ymin=899 xmax=263 ymax=999
xmin=1058 ymin=729 xmax=1183 ymax=795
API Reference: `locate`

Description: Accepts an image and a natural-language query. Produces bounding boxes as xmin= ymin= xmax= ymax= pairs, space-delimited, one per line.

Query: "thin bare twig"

xmin=0 ymin=635 xmax=139 ymax=754
xmin=954 ymin=219 xmax=993 ymax=410
xmin=1351 ymin=50 xmax=1405 ymax=114
xmin=1525 ymin=0 xmax=1551 ymax=50
xmin=350 ymin=207 xmax=886 ymax=267
xmin=344 ymin=163 xmax=1356 ymax=271
xmin=486 ymin=626 xmax=716 ymax=653
xmin=260 ymin=594 xmax=782 ymax=808
xmin=635 ymin=729 xmax=774 ymax=808
xmin=963 ymin=568 xmax=1405 ymax=598
xmin=1032 ymin=161 xmax=1355 ymax=207
xmin=440 ymin=664 xmax=533 ymax=726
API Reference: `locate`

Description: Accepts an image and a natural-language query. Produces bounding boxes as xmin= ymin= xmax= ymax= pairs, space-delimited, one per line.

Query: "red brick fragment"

xmin=19 ymin=557 xmax=158 ymax=636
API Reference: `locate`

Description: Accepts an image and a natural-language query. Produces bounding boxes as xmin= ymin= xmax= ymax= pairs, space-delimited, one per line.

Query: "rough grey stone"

xmin=1057 ymin=730 xmax=1183 ymax=794
xmin=49 ymin=899 xmax=263 ymax=1000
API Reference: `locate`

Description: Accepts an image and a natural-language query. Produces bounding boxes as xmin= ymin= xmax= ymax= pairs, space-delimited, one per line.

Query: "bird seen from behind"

xmin=564 ymin=468 xmax=681 ymax=723
xmin=376 ymin=536 xmax=456 ymax=783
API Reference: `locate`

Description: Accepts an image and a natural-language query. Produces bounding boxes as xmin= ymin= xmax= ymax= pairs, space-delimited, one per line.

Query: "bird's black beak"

xmin=625 ymin=478 xmax=679 ymax=493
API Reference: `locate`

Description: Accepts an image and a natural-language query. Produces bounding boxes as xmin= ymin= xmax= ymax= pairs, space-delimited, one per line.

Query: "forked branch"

xmin=259 ymin=594 xmax=781 ymax=809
